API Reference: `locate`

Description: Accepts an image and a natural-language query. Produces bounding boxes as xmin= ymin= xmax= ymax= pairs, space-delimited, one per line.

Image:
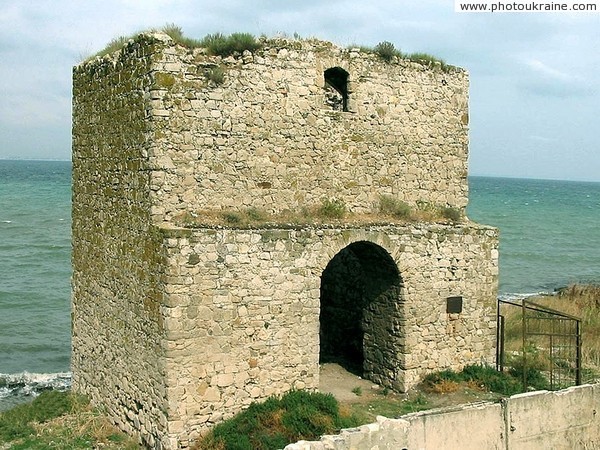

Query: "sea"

xmin=1 ymin=160 xmax=600 ymax=411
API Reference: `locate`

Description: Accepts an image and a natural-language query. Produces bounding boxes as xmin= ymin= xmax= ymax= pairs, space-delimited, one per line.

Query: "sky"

xmin=0 ymin=1 xmax=598 ymax=181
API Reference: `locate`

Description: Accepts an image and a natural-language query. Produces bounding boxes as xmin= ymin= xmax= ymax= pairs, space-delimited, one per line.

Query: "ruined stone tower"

xmin=72 ymin=33 xmax=498 ymax=449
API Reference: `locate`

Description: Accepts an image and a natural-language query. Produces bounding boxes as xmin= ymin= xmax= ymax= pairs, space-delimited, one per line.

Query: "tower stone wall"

xmin=72 ymin=33 xmax=498 ymax=449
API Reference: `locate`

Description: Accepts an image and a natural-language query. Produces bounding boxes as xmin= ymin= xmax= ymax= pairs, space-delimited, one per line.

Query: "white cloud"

xmin=525 ymin=58 xmax=579 ymax=82
xmin=518 ymin=57 xmax=591 ymax=97
xmin=528 ymin=135 xmax=555 ymax=143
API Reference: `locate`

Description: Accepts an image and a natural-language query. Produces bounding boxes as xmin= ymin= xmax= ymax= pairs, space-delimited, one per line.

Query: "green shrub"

xmin=407 ymin=52 xmax=450 ymax=72
xmin=280 ymin=391 xmax=340 ymax=439
xmin=198 ymin=390 xmax=359 ymax=450
xmin=200 ymin=32 xmax=227 ymax=54
xmin=205 ymin=65 xmax=225 ymax=84
xmin=422 ymin=364 xmax=524 ymax=396
xmin=460 ymin=364 xmax=523 ymax=395
xmin=222 ymin=212 xmax=242 ymax=224
xmin=374 ymin=41 xmax=402 ymax=62
xmin=351 ymin=387 xmax=362 ymax=396
xmin=379 ymin=195 xmax=411 ymax=219
xmin=318 ymin=198 xmax=346 ymax=219
xmin=201 ymin=32 xmax=262 ymax=57
xmin=441 ymin=206 xmax=462 ymax=223
xmin=162 ymin=23 xmax=202 ymax=47
xmin=246 ymin=207 xmax=267 ymax=222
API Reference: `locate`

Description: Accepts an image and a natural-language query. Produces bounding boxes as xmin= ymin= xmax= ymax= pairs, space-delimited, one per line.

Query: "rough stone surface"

xmin=72 ymin=32 xmax=498 ymax=449
xmin=145 ymin=34 xmax=470 ymax=221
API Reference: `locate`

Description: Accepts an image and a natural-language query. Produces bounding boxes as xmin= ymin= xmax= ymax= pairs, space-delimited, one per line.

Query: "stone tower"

xmin=72 ymin=33 xmax=498 ymax=449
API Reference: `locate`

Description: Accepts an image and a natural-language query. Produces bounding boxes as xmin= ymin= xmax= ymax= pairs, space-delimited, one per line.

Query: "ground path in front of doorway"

xmin=318 ymin=363 xmax=505 ymax=422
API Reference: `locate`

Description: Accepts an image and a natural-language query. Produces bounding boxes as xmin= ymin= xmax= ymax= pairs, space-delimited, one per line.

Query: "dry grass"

xmin=34 ymin=409 xmax=139 ymax=449
xmin=0 ymin=391 xmax=138 ymax=449
xmin=173 ymin=198 xmax=463 ymax=229
xmin=424 ymin=379 xmax=461 ymax=394
xmin=501 ymin=285 xmax=600 ymax=382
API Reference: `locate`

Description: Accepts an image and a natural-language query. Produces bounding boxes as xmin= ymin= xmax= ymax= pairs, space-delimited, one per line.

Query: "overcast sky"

xmin=1 ymin=1 xmax=598 ymax=181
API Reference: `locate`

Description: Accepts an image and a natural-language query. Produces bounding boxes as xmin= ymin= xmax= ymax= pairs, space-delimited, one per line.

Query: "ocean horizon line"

xmin=1 ymin=159 xmax=599 ymax=185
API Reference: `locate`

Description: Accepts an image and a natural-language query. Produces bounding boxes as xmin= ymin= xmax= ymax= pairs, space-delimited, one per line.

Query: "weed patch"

xmin=173 ymin=198 xmax=465 ymax=228
xmin=422 ymin=364 xmax=524 ymax=396
xmin=407 ymin=52 xmax=451 ymax=71
xmin=379 ymin=195 xmax=411 ymax=219
xmin=317 ymin=198 xmax=346 ymax=219
xmin=162 ymin=23 xmax=203 ymax=48
xmin=0 ymin=391 xmax=137 ymax=448
xmin=440 ymin=206 xmax=462 ymax=223
xmin=195 ymin=390 xmax=359 ymax=450
xmin=374 ymin=41 xmax=402 ymax=62
xmin=200 ymin=32 xmax=262 ymax=57
xmin=205 ymin=65 xmax=225 ymax=84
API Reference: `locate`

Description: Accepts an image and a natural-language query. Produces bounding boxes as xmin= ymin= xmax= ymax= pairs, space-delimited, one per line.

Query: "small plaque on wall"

xmin=447 ymin=296 xmax=463 ymax=314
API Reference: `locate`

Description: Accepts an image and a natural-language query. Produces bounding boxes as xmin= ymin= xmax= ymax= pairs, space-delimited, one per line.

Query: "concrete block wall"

xmin=285 ymin=384 xmax=600 ymax=450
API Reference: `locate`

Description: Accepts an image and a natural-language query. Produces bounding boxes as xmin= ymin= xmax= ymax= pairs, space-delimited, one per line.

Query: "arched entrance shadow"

xmin=319 ymin=241 xmax=404 ymax=385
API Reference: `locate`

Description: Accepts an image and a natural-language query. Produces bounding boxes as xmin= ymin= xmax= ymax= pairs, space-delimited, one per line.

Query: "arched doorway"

xmin=319 ymin=241 xmax=404 ymax=387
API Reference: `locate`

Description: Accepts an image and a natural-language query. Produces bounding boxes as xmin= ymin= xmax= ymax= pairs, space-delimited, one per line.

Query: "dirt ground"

xmin=319 ymin=363 xmax=504 ymax=421
xmin=319 ymin=363 xmax=387 ymax=402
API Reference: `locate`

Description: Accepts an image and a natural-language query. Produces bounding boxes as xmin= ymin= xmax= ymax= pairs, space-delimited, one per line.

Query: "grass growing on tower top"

xmin=89 ymin=25 xmax=453 ymax=74
xmin=199 ymin=32 xmax=263 ymax=56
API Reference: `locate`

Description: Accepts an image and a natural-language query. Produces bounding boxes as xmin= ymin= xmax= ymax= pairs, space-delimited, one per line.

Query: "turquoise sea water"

xmin=1 ymin=160 xmax=599 ymax=409
xmin=468 ymin=176 xmax=600 ymax=295
xmin=0 ymin=161 xmax=72 ymax=409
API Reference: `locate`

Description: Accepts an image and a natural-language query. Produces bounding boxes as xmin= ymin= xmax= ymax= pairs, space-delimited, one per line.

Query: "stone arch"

xmin=319 ymin=240 xmax=404 ymax=388
xmin=324 ymin=67 xmax=349 ymax=111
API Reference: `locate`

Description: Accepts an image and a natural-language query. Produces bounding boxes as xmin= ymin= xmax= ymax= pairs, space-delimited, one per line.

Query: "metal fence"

xmin=497 ymin=298 xmax=581 ymax=390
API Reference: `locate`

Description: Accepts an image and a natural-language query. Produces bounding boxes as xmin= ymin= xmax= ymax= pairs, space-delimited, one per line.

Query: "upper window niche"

xmin=324 ymin=67 xmax=349 ymax=112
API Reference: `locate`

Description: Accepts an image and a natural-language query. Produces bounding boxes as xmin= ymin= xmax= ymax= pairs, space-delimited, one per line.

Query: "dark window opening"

xmin=324 ymin=67 xmax=349 ymax=112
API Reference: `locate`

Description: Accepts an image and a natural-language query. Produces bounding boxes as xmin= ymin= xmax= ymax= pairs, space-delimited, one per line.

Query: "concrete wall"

xmin=285 ymin=384 xmax=600 ymax=450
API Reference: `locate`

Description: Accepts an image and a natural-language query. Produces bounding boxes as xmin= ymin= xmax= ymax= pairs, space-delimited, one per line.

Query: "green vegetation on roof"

xmin=199 ymin=32 xmax=262 ymax=56
xmin=161 ymin=23 xmax=203 ymax=48
xmin=90 ymin=25 xmax=452 ymax=72
xmin=90 ymin=25 xmax=263 ymax=60
xmin=364 ymin=40 xmax=451 ymax=71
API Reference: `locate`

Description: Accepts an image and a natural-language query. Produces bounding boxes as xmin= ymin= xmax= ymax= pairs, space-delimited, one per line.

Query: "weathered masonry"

xmin=72 ymin=32 xmax=498 ymax=449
